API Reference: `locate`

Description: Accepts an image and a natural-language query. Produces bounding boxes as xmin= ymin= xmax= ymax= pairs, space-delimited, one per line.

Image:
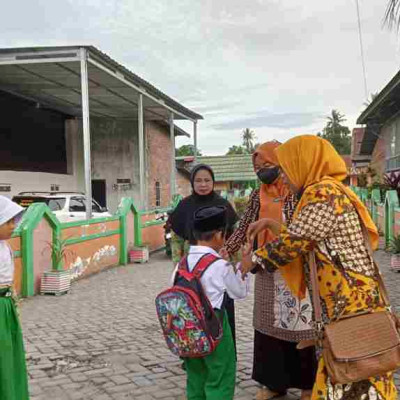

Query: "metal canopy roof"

xmin=0 ymin=46 xmax=203 ymax=122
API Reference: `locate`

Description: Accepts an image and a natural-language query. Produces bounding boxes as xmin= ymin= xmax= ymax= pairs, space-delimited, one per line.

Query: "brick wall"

xmin=176 ymin=170 xmax=191 ymax=198
xmin=370 ymin=135 xmax=386 ymax=179
xmin=146 ymin=121 xmax=172 ymax=208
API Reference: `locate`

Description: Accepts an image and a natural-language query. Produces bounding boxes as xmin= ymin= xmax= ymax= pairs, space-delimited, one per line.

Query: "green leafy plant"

xmin=389 ymin=235 xmax=400 ymax=254
xmin=43 ymin=237 xmax=75 ymax=270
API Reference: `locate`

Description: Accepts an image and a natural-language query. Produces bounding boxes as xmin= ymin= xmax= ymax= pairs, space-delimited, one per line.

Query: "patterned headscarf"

xmin=275 ymin=135 xmax=378 ymax=297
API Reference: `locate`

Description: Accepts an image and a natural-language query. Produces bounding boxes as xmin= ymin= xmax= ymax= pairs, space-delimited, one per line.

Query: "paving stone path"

xmin=21 ymin=251 xmax=400 ymax=400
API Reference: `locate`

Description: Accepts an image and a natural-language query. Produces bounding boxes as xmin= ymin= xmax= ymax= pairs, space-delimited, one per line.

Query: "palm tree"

xmin=363 ymin=92 xmax=379 ymax=107
xmin=242 ymin=128 xmax=256 ymax=153
xmin=327 ymin=110 xmax=346 ymax=130
xmin=384 ymin=0 xmax=400 ymax=30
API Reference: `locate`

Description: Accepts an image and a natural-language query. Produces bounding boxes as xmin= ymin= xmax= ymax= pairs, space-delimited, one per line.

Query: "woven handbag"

xmin=309 ymin=222 xmax=400 ymax=384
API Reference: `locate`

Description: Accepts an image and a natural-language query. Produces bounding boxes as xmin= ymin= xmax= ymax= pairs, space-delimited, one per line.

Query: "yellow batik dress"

xmin=253 ymin=182 xmax=397 ymax=400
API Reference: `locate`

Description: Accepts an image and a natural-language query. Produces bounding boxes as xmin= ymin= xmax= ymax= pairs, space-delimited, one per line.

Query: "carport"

xmin=0 ymin=46 xmax=202 ymax=217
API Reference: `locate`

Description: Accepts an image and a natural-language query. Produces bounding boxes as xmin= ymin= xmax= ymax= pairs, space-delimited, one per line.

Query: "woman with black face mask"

xmin=223 ymin=142 xmax=317 ymax=400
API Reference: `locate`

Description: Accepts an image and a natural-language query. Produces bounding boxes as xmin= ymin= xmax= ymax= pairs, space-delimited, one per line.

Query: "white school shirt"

xmin=0 ymin=241 xmax=14 ymax=286
xmin=171 ymin=245 xmax=250 ymax=309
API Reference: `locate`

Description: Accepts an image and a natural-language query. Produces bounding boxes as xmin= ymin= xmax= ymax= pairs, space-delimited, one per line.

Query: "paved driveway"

xmin=21 ymin=251 xmax=400 ymax=400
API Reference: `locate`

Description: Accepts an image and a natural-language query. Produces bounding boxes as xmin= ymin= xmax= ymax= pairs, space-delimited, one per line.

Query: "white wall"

xmin=0 ymin=171 xmax=79 ymax=199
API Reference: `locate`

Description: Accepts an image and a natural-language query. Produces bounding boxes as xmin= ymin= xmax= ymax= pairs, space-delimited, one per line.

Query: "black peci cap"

xmin=193 ymin=205 xmax=227 ymax=232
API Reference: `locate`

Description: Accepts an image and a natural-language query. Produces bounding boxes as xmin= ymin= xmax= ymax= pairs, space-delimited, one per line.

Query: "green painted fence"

xmin=10 ymin=196 xmax=181 ymax=298
xmin=357 ymin=188 xmax=400 ymax=248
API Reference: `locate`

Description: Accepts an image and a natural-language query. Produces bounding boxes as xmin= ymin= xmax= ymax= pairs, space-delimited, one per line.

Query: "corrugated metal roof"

xmin=357 ymin=68 xmax=400 ymax=126
xmin=356 ymin=68 xmax=400 ymax=155
xmin=196 ymin=155 xmax=256 ymax=182
xmin=0 ymin=46 xmax=202 ymax=122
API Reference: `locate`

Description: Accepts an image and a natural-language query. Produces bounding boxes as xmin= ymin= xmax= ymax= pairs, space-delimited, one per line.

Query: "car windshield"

xmin=47 ymin=199 xmax=66 ymax=211
xmin=13 ymin=197 xmax=66 ymax=211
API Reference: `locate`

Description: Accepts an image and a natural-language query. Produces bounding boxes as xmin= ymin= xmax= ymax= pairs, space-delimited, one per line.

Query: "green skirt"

xmin=184 ymin=311 xmax=236 ymax=400
xmin=0 ymin=288 xmax=29 ymax=400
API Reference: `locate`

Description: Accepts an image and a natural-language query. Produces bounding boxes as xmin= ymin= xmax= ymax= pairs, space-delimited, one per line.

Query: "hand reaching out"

xmin=219 ymin=247 xmax=229 ymax=261
xmin=240 ymin=242 xmax=254 ymax=279
xmin=247 ymin=218 xmax=282 ymax=243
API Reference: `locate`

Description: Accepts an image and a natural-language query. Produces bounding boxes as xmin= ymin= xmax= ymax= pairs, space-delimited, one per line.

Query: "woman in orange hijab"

xmin=247 ymin=135 xmax=397 ymax=400
xmin=224 ymin=141 xmax=317 ymax=400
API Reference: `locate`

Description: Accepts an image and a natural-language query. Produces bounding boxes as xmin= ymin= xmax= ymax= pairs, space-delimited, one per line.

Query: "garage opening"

xmin=0 ymin=90 xmax=69 ymax=174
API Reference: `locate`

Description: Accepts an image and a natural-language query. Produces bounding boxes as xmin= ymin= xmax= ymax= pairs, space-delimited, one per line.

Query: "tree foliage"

xmin=226 ymin=145 xmax=247 ymax=155
xmin=226 ymin=128 xmax=258 ymax=155
xmin=318 ymin=110 xmax=351 ymax=155
xmin=384 ymin=0 xmax=400 ymax=30
xmin=242 ymin=128 xmax=257 ymax=153
xmin=176 ymin=145 xmax=202 ymax=157
xmin=363 ymin=92 xmax=379 ymax=107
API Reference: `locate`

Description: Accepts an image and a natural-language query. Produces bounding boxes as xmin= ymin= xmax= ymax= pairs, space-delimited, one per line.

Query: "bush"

xmin=233 ymin=197 xmax=249 ymax=218
xmin=389 ymin=235 xmax=400 ymax=255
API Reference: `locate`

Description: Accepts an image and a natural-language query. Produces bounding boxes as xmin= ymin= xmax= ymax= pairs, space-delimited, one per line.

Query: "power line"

xmin=355 ymin=0 xmax=369 ymax=101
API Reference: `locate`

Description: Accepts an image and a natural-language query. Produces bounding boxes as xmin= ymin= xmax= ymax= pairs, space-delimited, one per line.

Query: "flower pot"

xmin=40 ymin=270 xmax=71 ymax=295
xmin=390 ymin=254 xmax=400 ymax=272
xmin=129 ymin=246 xmax=149 ymax=264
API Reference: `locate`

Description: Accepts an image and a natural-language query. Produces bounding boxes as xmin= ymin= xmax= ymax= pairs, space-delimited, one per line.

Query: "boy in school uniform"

xmin=172 ymin=205 xmax=251 ymax=400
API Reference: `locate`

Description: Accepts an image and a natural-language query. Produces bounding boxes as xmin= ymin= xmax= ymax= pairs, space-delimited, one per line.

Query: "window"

xmin=155 ymin=182 xmax=161 ymax=207
xmin=91 ymin=200 xmax=102 ymax=213
xmin=385 ymin=119 xmax=400 ymax=170
xmin=69 ymin=197 xmax=86 ymax=212
xmin=47 ymin=198 xmax=66 ymax=211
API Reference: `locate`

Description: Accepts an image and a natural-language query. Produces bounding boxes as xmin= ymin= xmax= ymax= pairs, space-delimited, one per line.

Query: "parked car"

xmin=12 ymin=192 xmax=111 ymax=222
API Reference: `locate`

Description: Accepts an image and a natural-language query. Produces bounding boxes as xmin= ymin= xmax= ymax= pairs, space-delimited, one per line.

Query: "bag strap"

xmin=178 ymin=256 xmax=189 ymax=272
xmin=308 ymin=251 xmax=323 ymax=326
xmin=309 ymin=214 xmax=392 ymax=328
xmin=192 ymin=253 xmax=220 ymax=279
xmin=177 ymin=253 xmax=220 ymax=281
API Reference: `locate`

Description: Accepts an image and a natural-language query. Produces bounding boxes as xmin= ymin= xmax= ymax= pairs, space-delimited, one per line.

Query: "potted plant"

xmin=41 ymin=237 xmax=73 ymax=295
xmin=389 ymin=234 xmax=400 ymax=272
xmin=384 ymin=171 xmax=400 ymax=198
xmin=128 ymin=242 xmax=149 ymax=264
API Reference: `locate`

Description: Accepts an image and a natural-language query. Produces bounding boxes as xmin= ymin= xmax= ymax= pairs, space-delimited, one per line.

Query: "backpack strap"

xmin=192 ymin=253 xmax=220 ymax=279
xmin=194 ymin=254 xmax=228 ymax=324
xmin=177 ymin=256 xmax=189 ymax=272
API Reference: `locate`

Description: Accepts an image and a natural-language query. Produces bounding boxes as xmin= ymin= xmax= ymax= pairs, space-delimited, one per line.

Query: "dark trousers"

xmin=225 ymin=296 xmax=236 ymax=356
xmin=252 ymin=330 xmax=317 ymax=392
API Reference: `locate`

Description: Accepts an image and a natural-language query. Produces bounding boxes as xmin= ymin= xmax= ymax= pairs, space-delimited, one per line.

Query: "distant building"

xmin=176 ymin=154 xmax=257 ymax=196
xmin=356 ymin=68 xmax=400 ymax=180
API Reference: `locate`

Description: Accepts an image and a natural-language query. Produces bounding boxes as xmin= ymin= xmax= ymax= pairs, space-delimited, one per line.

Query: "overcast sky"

xmin=1 ymin=0 xmax=400 ymax=155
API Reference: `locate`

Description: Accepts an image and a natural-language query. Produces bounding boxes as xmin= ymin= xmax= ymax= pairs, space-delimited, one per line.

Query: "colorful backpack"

xmin=155 ymin=253 xmax=223 ymax=358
